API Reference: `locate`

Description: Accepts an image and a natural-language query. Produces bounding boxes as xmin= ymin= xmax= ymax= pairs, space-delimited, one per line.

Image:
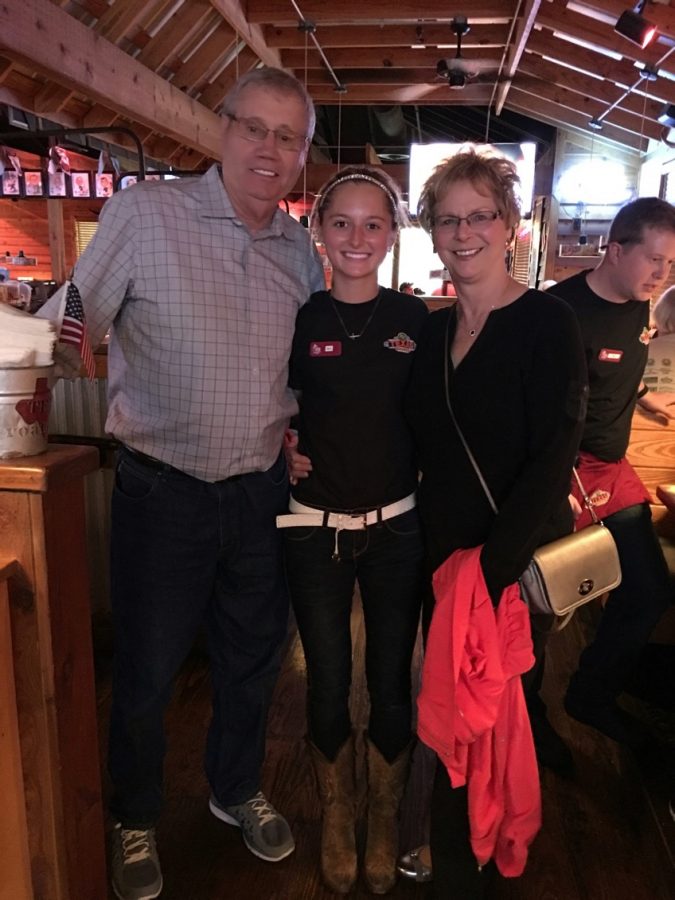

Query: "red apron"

xmin=571 ymin=450 xmax=652 ymax=531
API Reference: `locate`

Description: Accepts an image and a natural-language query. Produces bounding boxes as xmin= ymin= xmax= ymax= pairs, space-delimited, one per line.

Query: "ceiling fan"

xmin=436 ymin=15 xmax=503 ymax=90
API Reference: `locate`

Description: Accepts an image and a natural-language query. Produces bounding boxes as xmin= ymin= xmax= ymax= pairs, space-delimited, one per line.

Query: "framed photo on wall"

xmin=1 ymin=170 xmax=20 ymax=196
xmin=48 ymin=171 xmax=68 ymax=197
xmin=24 ymin=171 xmax=44 ymax=196
xmin=94 ymin=172 xmax=114 ymax=198
xmin=71 ymin=172 xmax=92 ymax=198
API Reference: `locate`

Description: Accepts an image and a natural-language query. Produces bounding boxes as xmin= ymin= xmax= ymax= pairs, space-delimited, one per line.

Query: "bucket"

xmin=0 ymin=365 xmax=54 ymax=459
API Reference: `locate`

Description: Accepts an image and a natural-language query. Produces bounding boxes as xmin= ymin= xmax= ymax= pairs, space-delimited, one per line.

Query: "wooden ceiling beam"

xmin=536 ymin=2 xmax=671 ymax=72
xmin=308 ymin=83 xmax=495 ymax=105
xmin=0 ymin=0 xmax=223 ymax=159
xmin=172 ymin=22 xmax=236 ymax=92
xmin=135 ymin=0 xmax=214 ymax=72
xmin=281 ymin=47 xmax=504 ymax=70
xmin=197 ymin=45 xmax=260 ymax=111
xmin=573 ymin=0 xmax=675 ymax=45
xmin=94 ymin=0 xmax=151 ymax=45
xmin=512 ymin=76 xmax=662 ymax=140
xmin=33 ymin=83 xmax=73 ymax=115
xmin=526 ymin=30 xmax=675 ymax=105
xmin=264 ymin=23 xmax=510 ymax=49
xmin=494 ymin=0 xmax=541 ymax=114
xmin=507 ymin=87 xmax=646 ymax=150
xmin=208 ymin=0 xmax=281 ymax=67
xmin=246 ymin=1 xmax=513 ymax=26
xmin=517 ymin=54 xmax=664 ymax=121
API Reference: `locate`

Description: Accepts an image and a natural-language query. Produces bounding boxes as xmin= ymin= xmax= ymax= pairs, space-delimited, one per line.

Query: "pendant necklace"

xmin=330 ymin=290 xmax=382 ymax=340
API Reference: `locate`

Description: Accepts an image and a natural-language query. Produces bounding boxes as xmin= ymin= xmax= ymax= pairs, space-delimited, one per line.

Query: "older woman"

xmin=403 ymin=147 xmax=587 ymax=897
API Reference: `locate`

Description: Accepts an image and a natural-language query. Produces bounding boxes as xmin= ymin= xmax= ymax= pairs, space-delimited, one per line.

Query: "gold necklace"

xmin=330 ymin=291 xmax=382 ymax=340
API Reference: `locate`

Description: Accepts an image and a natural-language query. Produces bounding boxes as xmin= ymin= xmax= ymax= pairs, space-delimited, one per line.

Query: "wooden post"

xmin=0 ymin=445 xmax=105 ymax=899
xmin=0 ymin=557 xmax=33 ymax=900
xmin=47 ymin=199 xmax=67 ymax=283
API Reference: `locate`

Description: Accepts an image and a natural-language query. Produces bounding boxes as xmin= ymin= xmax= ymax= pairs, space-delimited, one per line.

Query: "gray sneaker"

xmin=209 ymin=791 xmax=295 ymax=862
xmin=110 ymin=823 xmax=163 ymax=900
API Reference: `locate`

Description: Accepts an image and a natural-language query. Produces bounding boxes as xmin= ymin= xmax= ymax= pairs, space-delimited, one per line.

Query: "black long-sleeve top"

xmin=405 ymin=289 xmax=588 ymax=599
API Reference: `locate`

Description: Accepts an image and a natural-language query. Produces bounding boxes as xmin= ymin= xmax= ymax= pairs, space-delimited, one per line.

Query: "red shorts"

xmin=571 ymin=451 xmax=652 ymax=530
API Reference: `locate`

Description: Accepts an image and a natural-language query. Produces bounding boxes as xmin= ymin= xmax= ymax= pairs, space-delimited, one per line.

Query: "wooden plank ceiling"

xmin=1 ymin=0 xmax=675 ymax=172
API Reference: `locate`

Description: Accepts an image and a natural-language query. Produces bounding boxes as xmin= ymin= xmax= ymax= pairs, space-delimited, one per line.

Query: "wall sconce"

xmin=614 ymin=5 xmax=657 ymax=49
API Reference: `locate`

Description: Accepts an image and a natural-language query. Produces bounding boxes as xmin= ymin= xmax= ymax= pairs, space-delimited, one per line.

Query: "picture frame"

xmin=23 ymin=170 xmax=44 ymax=197
xmin=71 ymin=171 xmax=92 ymax=198
xmin=48 ymin=171 xmax=68 ymax=197
xmin=1 ymin=170 xmax=20 ymax=196
xmin=94 ymin=172 xmax=114 ymax=198
xmin=558 ymin=239 xmax=603 ymax=259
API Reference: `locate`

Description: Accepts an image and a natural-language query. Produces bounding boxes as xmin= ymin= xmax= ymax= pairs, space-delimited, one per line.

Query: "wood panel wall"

xmin=0 ymin=198 xmax=103 ymax=281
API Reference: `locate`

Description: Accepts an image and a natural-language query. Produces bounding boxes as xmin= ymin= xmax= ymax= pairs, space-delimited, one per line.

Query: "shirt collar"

xmin=197 ymin=164 xmax=298 ymax=240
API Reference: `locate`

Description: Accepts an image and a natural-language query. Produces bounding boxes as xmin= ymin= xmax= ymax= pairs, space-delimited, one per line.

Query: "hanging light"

xmin=614 ymin=3 xmax=657 ymax=49
xmin=588 ymin=117 xmax=603 ymax=131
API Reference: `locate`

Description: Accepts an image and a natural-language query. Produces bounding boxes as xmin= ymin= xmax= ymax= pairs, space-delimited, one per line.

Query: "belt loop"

xmin=322 ymin=510 xmax=330 ymax=527
xmin=376 ymin=506 xmax=383 ymax=524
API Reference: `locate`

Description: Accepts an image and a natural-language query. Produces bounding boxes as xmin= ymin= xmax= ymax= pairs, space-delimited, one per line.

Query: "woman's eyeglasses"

xmin=433 ymin=210 xmax=502 ymax=231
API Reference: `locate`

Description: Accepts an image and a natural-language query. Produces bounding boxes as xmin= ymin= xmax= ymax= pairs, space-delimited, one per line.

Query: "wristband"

xmin=637 ymin=385 xmax=649 ymax=399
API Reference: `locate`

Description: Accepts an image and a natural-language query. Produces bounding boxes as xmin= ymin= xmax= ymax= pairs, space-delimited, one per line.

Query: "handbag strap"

xmin=442 ymin=313 xmax=600 ymax=524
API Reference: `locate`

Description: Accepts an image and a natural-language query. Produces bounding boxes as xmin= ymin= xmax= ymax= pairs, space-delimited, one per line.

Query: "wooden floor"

xmin=94 ymin=597 xmax=675 ymax=900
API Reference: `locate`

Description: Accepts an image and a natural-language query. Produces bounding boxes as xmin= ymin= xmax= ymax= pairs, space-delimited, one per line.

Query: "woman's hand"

xmin=568 ymin=493 xmax=582 ymax=520
xmin=283 ymin=429 xmax=313 ymax=486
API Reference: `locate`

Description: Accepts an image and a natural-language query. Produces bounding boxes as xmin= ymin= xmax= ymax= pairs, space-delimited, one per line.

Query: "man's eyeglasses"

xmin=433 ymin=210 xmax=502 ymax=231
xmin=226 ymin=113 xmax=309 ymax=152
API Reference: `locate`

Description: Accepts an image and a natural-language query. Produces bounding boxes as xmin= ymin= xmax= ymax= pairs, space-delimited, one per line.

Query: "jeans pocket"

xmin=114 ymin=456 xmax=162 ymax=501
xmin=283 ymin=525 xmax=319 ymax=543
xmin=383 ymin=508 xmax=421 ymax=537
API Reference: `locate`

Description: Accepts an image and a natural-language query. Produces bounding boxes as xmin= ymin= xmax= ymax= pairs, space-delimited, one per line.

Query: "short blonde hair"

xmin=652 ymin=285 xmax=675 ymax=334
xmin=417 ymin=145 xmax=521 ymax=234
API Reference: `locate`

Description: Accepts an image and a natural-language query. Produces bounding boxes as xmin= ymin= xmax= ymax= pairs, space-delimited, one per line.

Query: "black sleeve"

xmin=479 ymin=302 xmax=589 ymax=601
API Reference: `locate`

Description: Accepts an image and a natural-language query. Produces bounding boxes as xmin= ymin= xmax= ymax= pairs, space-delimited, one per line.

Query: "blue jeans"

xmin=569 ymin=502 xmax=673 ymax=705
xmin=284 ymin=508 xmax=424 ymax=762
xmin=108 ymin=448 xmax=290 ymax=827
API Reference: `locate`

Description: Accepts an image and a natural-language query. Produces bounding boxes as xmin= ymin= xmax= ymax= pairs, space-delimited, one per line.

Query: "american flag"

xmin=60 ymin=282 xmax=95 ymax=379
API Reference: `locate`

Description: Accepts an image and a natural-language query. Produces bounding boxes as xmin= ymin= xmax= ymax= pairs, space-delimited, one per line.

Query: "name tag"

xmin=310 ymin=341 xmax=342 ymax=357
xmin=598 ymin=348 xmax=623 ymax=363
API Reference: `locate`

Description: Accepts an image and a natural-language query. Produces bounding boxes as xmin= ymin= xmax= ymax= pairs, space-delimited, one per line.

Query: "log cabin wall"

xmin=0 ymin=198 xmax=102 ymax=281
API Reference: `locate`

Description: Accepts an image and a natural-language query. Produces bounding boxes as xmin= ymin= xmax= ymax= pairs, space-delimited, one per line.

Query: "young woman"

xmin=278 ymin=166 xmax=428 ymax=894
xmin=401 ymin=148 xmax=587 ymax=898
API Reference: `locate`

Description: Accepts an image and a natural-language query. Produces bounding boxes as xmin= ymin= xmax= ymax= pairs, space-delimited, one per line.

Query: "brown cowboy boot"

xmin=364 ymin=736 xmax=413 ymax=894
xmin=308 ymin=735 xmax=357 ymax=894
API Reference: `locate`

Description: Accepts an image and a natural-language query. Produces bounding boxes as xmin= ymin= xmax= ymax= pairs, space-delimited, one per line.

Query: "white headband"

xmin=319 ymin=173 xmax=399 ymax=223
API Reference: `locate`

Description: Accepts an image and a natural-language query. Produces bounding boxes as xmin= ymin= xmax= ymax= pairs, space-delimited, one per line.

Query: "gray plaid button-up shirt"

xmin=73 ymin=165 xmax=325 ymax=481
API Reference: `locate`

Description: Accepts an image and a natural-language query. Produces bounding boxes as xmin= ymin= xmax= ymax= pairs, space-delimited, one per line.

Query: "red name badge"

xmin=598 ymin=348 xmax=623 ymax=363
xmin=310 ymin=341 xmax=342 ymax=357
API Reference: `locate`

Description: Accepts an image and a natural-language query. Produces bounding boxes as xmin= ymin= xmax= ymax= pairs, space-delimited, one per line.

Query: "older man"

xmin=72 ymin=68 xmax=324 ymax=900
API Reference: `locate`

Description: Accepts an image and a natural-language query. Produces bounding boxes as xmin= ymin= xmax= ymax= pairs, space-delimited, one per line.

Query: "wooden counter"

xmin=0 ymin=444 xmax=106 ymax=900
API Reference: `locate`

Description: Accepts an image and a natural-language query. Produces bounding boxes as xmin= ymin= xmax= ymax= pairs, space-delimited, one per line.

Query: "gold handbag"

xmin=443 ymin=319 xmax=621 ymax=630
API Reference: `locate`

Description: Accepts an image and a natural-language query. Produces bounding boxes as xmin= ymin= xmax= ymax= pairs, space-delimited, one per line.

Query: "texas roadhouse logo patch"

xmin=383 ymin=332 xmax=416 ymax=353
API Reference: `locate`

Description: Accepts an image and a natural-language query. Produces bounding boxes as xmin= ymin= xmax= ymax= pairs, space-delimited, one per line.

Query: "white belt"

xmin=276 ymin=492 xmax=416 ymax=530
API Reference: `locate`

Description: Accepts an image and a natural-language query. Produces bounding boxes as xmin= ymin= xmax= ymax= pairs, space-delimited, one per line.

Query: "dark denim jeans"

xmin=569 ymin=502 xmax=673 ymax=705
xmin=108 ymin=448 xmax=290 ymax=827
xmin=284 ymin=508 xmax=424 ymax=762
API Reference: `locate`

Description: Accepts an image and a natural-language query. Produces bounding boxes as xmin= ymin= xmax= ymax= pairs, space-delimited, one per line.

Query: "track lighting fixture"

xmin=588 ymin=117 xmax=603 ymax=131
xmin=614 ymin=4 xmax=657 ymax=49
xmin=657 ymin=104 xmax=675 ymax=128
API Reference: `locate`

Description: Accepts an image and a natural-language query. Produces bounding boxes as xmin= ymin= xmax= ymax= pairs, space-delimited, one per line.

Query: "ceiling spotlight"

xmin=588 ymin=117 xmax=604 ymax=130
xmin=614 ymin=6 xmax=657 ymax=49
xmin=657 ymin=104 xmax=675 ymax=128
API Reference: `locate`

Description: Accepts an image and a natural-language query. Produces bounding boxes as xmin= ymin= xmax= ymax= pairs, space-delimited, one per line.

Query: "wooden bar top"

xmin=0 ymin=444 xmax=98 ymax=493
